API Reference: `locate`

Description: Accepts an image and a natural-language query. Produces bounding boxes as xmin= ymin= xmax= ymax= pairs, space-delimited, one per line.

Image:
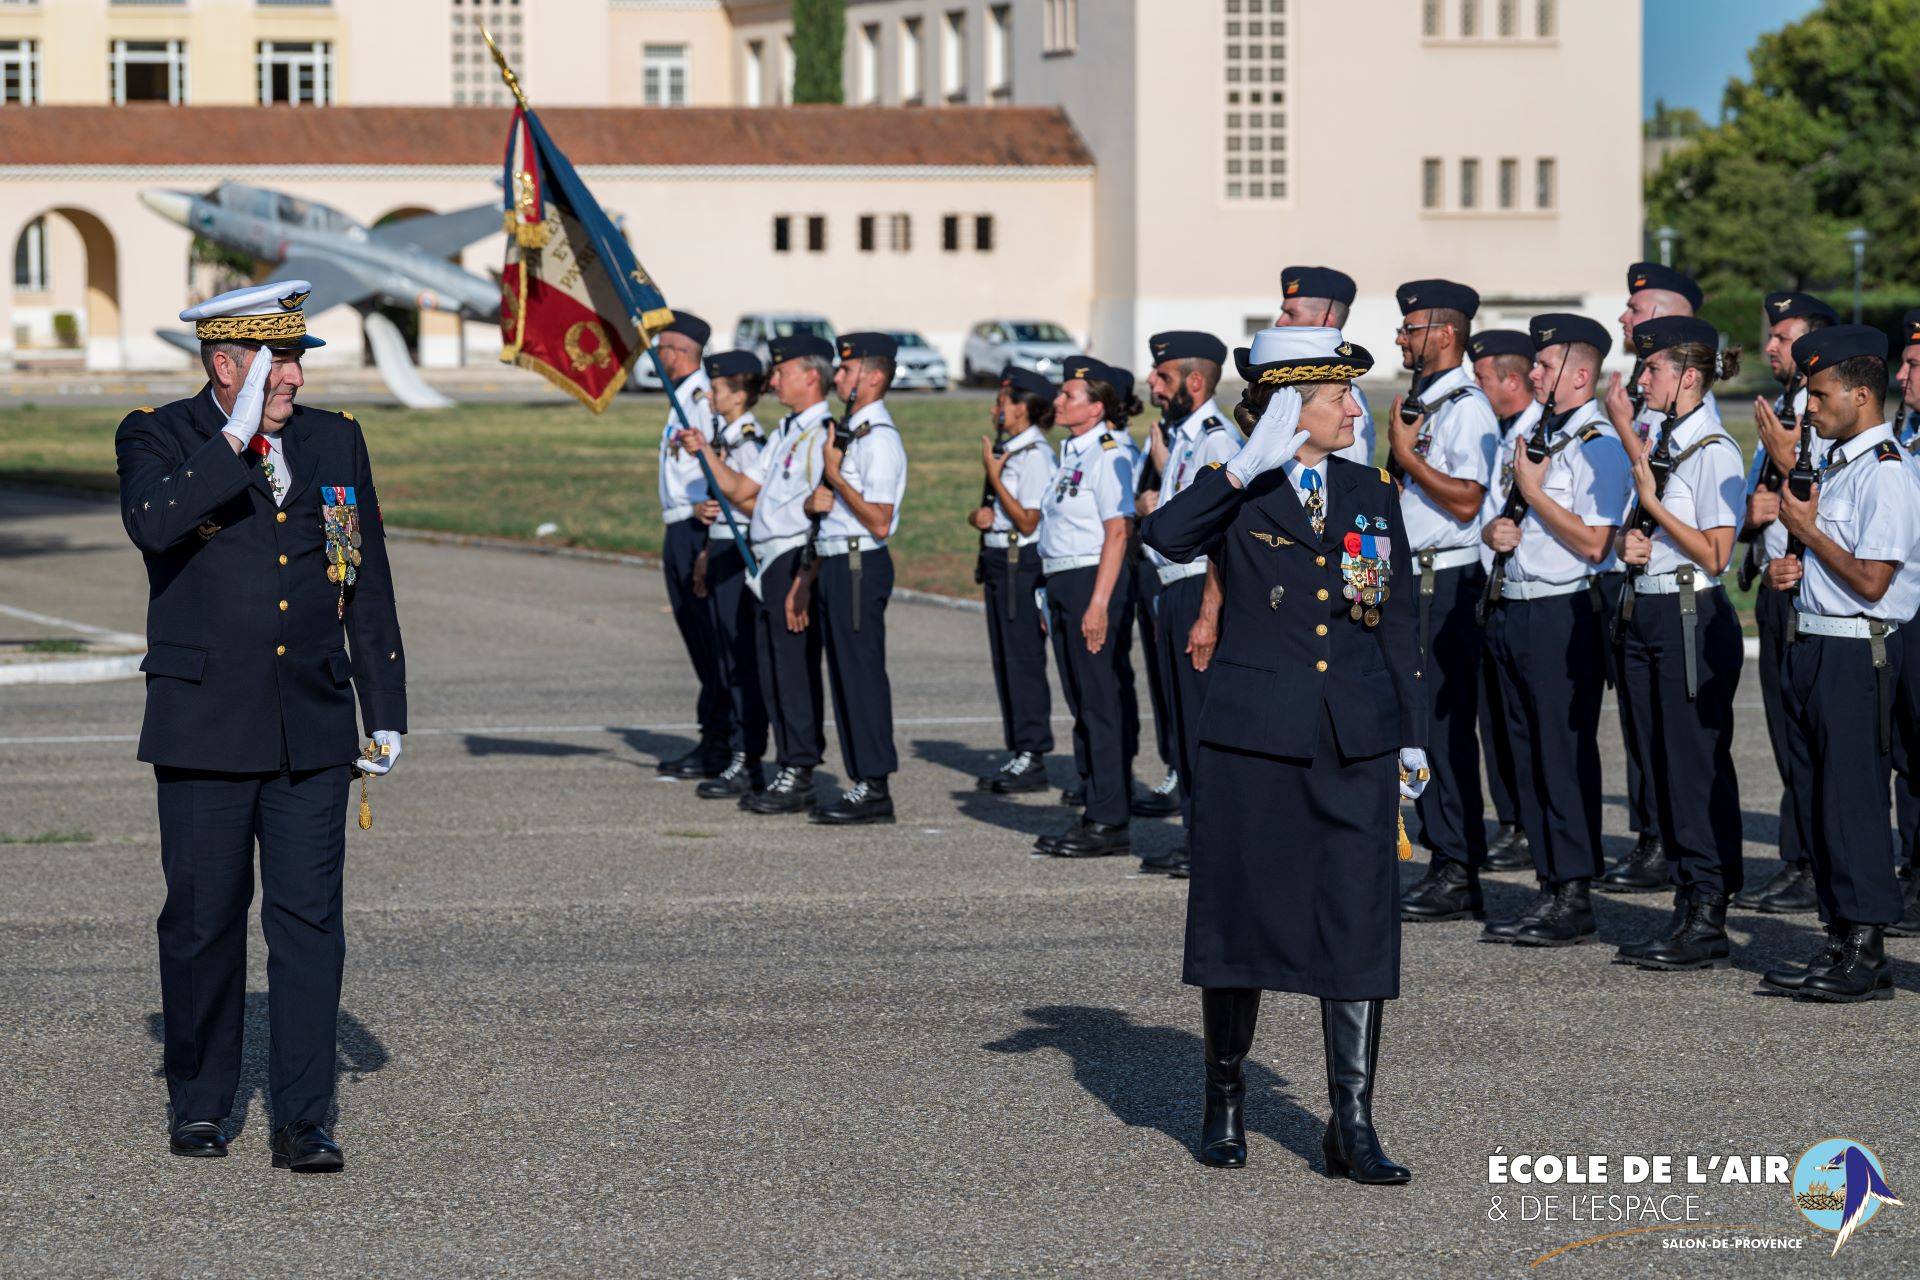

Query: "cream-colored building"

xmin=0 ymin=0 xmax=1641 ymax=376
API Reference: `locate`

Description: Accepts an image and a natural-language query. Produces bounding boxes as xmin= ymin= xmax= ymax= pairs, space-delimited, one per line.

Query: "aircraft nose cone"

xmin=139 ymin=190 xmax=195 ymax=227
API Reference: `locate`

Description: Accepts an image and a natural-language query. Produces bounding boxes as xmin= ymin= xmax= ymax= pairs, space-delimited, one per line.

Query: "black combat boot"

xmin=810 ymin=777 xmax=895 ymax=826
xmin=980 ymin=751 xmax=1049 ymax=794
xmin=1319 ymin=999 xmax=1411 ymax=1185
xmin=1483 ymin=823 xmax=1531 ymax=871
xmin=1598 ymin=832 xmax=1669 ymax=894
xmin=1734 ymin=861 xmax=1795 ymax=910
xmin=1060 ymin=780 xmax=1087 ymax=808
xmin=1400 ymin=860 xmax=1484 ymax=922
xmin=1048 ymin=821 xmax=1130 ymax=858
xmin=1198 ymin=987 xmax=1260 ymax=1168
xmin=657 ymin=736 xmax=730 ymax=779
xmin=1510 ymin=879 xmax=1597 ymax=947
xmin=1138 ymin=843 xmax=1188 ymax=876
xmin=1481 ymin=881 xmax=1553 ymax=942
xmin=1753 ymin=862 xmax=1818 ymax=914
xmin=741 ymin=765 xmax=815 ymax=814
xmin=1615 ymin=887 xmax=1691 ymax=964
xmin=1888 ymin=870 xmax=1920 ymax=938
xmin=1131 ymin=770 xmax=1180 ymax=818
xmin=696 ymin=752 xmax=763 ymax=799
xmin=1630 ymin=892 xmax=1732 ymax=971
xmin=1798 ymin=924 xmax=1895 ymax=1003
xmin=1760 ymin=922 xmax=1847 ymax=993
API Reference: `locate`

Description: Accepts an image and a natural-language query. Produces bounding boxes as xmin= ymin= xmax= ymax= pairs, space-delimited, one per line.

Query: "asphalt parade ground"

xmin=3 ymin=489 xmax=1916 ymax=1278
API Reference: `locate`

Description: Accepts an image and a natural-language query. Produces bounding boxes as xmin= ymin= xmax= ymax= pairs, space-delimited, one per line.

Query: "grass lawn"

xmin=0 ymin=384 xmax=1769 ymax=611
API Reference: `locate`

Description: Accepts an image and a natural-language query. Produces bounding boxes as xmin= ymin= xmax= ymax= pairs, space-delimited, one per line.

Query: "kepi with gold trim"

xmin=179 ymin=280 xmax=326 ymax=349
xmin=1233 ymin=325 xmax=1375 ymax=388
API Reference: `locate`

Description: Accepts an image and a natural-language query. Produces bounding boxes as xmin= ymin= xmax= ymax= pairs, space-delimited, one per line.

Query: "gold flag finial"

xmin=477 ymin=21 xmax=530 ymax=110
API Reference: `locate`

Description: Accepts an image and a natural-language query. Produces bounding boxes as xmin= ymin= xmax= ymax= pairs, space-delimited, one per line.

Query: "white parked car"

xmin=733 ymin=312 xmax=837 ymax=367
xmin=960 ymin=319 xmax=1079 ymax=385
xmin=879 ymin=329 xmax=949 ymax=391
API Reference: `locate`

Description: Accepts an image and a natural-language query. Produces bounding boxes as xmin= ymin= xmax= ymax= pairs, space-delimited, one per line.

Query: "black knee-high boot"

xmin=1199 ymin=987 xmax=1260 ymax=1167
xmin=1320 ymin=999 xmax=1411 ymax=1185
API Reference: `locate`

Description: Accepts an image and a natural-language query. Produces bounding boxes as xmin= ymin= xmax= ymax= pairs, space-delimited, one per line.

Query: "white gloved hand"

xmin=1224 ymin=386 xmax=1307 ymax=487
xmin=1398 ymin=747 xmax=1430 ymax=800
xmin=218 ymin=346 xmax=274 ymax=448
xmin=355 ymin=729 xmax=403 ymax=776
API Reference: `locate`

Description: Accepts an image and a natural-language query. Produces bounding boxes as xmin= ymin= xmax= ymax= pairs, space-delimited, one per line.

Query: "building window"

xmin=13 ymin=215 xmax=46 ymax=292
xmin=1460 ymin=0 xmax=1478 ymax=36
xmin=988 ymin=5 xmax=1012 ymax=102
xmin=257 ymin=41 xmax=332 ymax=106
xmin=856 ymin=23 xmax=880 ymax=104
xmin=1459 ymin=158 xmax=1479 ymax=209
xmin=1223 ymin=0 xmax=1287 ymax=201
xmin=773 ymin=215 xmax=792 ymax=253
xmin=974 ymin=215 xmax=995 ymax=251
xmin=888 ymin=213 xmax=912 ymax=252
xmin=858 ymin=215 xmax=876 ymax=253
xmin=450 ymin=0 xmax=523 ymax=108
xmin=1536 ymin=157 xmax=1556 ymax=209
xmin=1421 ymin=0 xmax=1440 ymax=37
xmin=900 ymin=17 xmax=923 ymax=102
xmin=806 ymin=215 xmax=826 ymax=253
xmin=942 ymin=214 xmax=960 ymax=252
xmin=110 ymin=39 xmax=188 ymax=104
xmin=781 ymin=34 xmax=796 ymax=104
xmin=943 ymin=10 xmax=967 ymax=102
xmin=1498 ymin=157 xmax=1517 ymax=209
xmin=744 ymin=39 xmax=765 ymax=107
xmin=1497 ymin=0 xmax=1518 ymax=36
xmin=1537 ymin=0 xmax=1555 ymax=37
xmin=1422 ymin=157 xmax=1442 ymax=209
xmin=1044 ymin=0 xmax=1078 ymax=55
xmin=1 ymin=39 xmax=39 ymax=105
xmin=643 ymin=44 xmax=689 ymax=106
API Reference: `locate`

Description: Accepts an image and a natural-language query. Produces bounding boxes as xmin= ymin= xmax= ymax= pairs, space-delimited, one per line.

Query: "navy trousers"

xmin=1046 ymin=565 xmax=1134 ymax=827
xmin=663 ymin=518 xmax=729 ymax=743
xmin=981 ymin=542 xmax=1053 ymax=755
xmin=1781 ymin=630 xmax=1906 ymax=925
xmin=1598 ymin=569 xmax=1655 ymax=838
xmin=1417 ymin=563 xmax=1489 ymax=869
xmin=1753 ymin=581 xmax=1806 ymax=870
xmin=1895 ymin=631 xmax=1920 ymax=872
xmin=1485 ymin=590 xmax=1607 ymax=885
xmin=753 ymin=548 xmax=824 ymax=770
xmin=1478 ymin=643 xmax=1520 ymax=828
xmin=1152 ymin=571 xmax=1212 ymax=828
xmin=702 ymin=537 xmax=768 ymax=761
xmin=1619 ymin=586 xmax=1746 ymax=897
xmin=815 ymin=547 xmax=899 ymax=780
xmin=155 ymin=763 xmax=351 ymax=1128
xmin=1124 ymin=554 xmax=1173 ymax=775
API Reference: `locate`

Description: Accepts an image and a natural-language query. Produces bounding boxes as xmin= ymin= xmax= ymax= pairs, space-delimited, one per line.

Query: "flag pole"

xmin=478 ymin=23 xmax=758 ymax=577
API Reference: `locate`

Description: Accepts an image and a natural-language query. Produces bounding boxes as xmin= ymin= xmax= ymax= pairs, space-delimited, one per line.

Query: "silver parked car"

xmin=960 ymin=319 xmax=1079 ymax=385
xmin=733 ymin=312 xmax=837 ymax=367
xmin=879 ymin=329 xmax=950 ymax=391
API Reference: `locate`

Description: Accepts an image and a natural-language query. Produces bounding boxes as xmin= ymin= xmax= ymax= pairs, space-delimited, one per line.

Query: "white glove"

xmin=1399 ymin=747 xmax=1429 ymax=800
xmin=218 ymin=346 xmax=274 ymax=448
xmin=355 ymin=729 xmax=403 ymax=776
xmin=1224 ymin=387 xmax=1307 ymax=487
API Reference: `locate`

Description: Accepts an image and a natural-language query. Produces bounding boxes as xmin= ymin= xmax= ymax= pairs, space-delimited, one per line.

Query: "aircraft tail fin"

xmin=368 ymin=203 xmax=503 ymax=259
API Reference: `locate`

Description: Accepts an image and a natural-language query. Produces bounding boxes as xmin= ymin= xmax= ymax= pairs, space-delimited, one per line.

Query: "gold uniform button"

xmin=278 ymin=600 xmax=289 ymax=612
xmin=1315 ymin=555 xmax=1326 ymax=567
xmin=1315 ymin=659 xmax=1329 ymax=672
xmin=1316 ymin=588 xmax=1329 ymax=601
xmin=1316 ymin=624 xmax=1328 ymax=636
xmin=278 ymin=554 xmax=288 ymax=566
xmin=275 ymin=644 xmax=286 ymax=656
xmin=275 ymin=511 xmax=287 ymax=524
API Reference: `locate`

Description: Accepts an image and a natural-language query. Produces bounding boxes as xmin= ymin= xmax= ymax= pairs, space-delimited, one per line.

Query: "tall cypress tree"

xmin=792 ymin=0 xmax=845 ymax=104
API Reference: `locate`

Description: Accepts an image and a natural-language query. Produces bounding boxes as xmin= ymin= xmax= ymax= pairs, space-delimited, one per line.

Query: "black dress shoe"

xmin=269 ymin=1120 xmax=344 ymax=1173
xmin=1760 ymin=925 xmax=1846 ymax=993
xmin=1400 ymin=860 xmax=1484 ymax=922
xmin=980 ymin=751 xmax=1049 ymax=794
xmin=167 ymin=1108 xmax=228 ymax=1159
xmin=1888 ymin=871 xmax=1920 ymax=938
xmin=1131 ymin=770 xmax=1180 ymax=818
xmin=810 ymin=778 xmax=895 ymax=825
xmin=696 ymin=753 xmax=763 ymax=799
xmin=657 ymin=738 xmax=730 ymax=779
xmin=1199 ymin=988 xmax=1260 ymax=1168
xmin=1629 ymin=892 xmax=1732 ymax=971
xmin=1598 ymin=832 xmax=1669 ymax=894
xmin=1166 ymin=851 xmax=1191 ymax=879
xmin=1483 ymin=823 xmax=1531 ymax=871
xmin=1798 ymin=924 xmax=1895 ymax=1003
xmin=1754 ymin=862 xmax=1819 ymax=914
xmin=1510 ymin=879 xmax=1597 ymax=947
xmin=1481 ymin=883 xmax=1552 ymax=942
xmin=1060 ymin=781 xmax=1087 ymax=808
xmin=1049 ymin=821 xmax=1131 ymax=858
xmin=741 ymin=765 xmax=815 ymax=814
xmin=1138 ymin=844 xmax=1188 ymax=876
xmin=1320 ymin=999 xmax=1411 ymax=1185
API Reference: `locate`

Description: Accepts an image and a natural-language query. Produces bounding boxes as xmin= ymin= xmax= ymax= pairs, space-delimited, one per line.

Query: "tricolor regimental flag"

xmin=498 ymin=104 xmax=674 ymax=411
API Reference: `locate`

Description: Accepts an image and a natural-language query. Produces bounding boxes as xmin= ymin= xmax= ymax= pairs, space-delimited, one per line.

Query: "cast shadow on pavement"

xmin=146 ymin=997 xmax=389 ymax=1135
xmin=462 ymin=734 xmax=605 ymax=759
xmin=984 ymin=1004 xmax=1326 ymax=1170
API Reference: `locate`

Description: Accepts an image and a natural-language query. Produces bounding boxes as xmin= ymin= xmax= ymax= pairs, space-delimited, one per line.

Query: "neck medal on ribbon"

xmin=1341 ymin=515 xmax=1393 ymax=627
xmin=323 ymin=485 xmax=362 ymax=619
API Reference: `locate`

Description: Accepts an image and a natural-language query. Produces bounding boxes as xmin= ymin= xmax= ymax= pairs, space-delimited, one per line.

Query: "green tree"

xmin=792 ymin=0 xmax=845 ymax=104
xmin=1646 ymin=0 xmax=1920 ymax=300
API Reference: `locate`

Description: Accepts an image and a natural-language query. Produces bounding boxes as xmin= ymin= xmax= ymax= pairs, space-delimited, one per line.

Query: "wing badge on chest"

xmin=1249 ymin=529 xmax=1294 ymax=548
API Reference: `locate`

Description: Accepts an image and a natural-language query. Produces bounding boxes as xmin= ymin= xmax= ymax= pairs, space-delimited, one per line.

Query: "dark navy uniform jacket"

xmin=114 ymin=388 xmax=408 ymax=773
xmin=1141 ymin=459 xmax=1425 ymax=760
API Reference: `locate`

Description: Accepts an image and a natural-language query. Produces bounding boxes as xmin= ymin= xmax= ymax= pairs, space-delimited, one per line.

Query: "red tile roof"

xmin=0 ymin=105 xmax=1093 ymax=168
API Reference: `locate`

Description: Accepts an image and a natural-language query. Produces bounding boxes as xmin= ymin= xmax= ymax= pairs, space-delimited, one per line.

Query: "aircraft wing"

xmin=366 ymin=203 xmax=503 ymax=259
xmin=269 ymin=255 xmax=378 ymax=317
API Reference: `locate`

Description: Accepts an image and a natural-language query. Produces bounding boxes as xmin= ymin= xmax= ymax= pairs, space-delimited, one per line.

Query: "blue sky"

xmin=1643 ymin=0 xmax=1820 ymax=120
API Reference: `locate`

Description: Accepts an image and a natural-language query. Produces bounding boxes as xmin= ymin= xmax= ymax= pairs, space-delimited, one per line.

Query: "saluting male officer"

xmin=1729 ymin=292 xmax=1836 ymax=914
xmin=1141 ymin=326 xmax=1427 ymax=1183
xmin=1275 ymin=266 xmax=1378 ymax=465
xmin=650 ymin=311 xmax=732 ymax=780
xmin=1139 ymin=330 xmax=1241 ymax=877
xmin=1467 ymin=329 xmax=1541 ymax=871
xmin=1480 ymin=315 xmax=1633 ymax=948
xmin=1762 ymin=326 xmax=1920 ymax=1002
xmin=116 ymin=282 xmax=406 ymax=1173
xmin=1385 ymin=281 xmax=1501 ymax=923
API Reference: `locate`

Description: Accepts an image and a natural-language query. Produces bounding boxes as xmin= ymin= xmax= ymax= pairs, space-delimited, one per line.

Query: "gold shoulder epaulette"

xmin=1100 ymin=436 xmax=1117 ymax=450
xmin=1206 ymin=460 xmax=1223 ymax=469
xmin=342 ymin=410 xmax=357 ymax=423
xmin=1377 ymin=467 xmax=1392 ymax=484
xmin=1577 ymin=424 xmax=1603 ymax=442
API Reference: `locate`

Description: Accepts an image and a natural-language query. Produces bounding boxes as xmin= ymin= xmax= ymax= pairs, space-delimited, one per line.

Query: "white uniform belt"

xmin=1795 ymin=613 xmax=1901 ymax=639
xmin=1156 ymin=561 xmax=1209 ymax=585
xmin=1414 ymin=546 xmax=1482 ymax=573
xmin=662 ymin=504 xmax=695 ymax=524
xmin=1633 ymin=570 xmax=1720 ymax=595
xmin=752 ymin=532 xmax=811 ymax=563
xmin=814 ymin=535 xmax=887 ymax=557
xmin=1500 ymin=576 xmax=1594 ymax=601
xmin=1043 ymin=554 xmax=1102 ymax=575
xmin=708 ymin=521 xmax=736 ymax=541
xmin=982 ymin=531 xmax=1039 ymax=549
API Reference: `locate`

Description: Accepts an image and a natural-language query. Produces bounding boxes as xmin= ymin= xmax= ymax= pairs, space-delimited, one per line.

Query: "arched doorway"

xmin=9 ymin=206 xmax=121 ymax=370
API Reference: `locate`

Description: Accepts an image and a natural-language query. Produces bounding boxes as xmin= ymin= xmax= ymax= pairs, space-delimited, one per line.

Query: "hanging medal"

xmin=322 ymin=485 xmax=360 ymax=619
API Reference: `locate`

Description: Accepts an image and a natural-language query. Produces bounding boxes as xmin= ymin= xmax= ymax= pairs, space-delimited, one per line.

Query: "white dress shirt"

xmin=1797 ymin=421 xmax=1920 ymax=621
xmin=1398 ymin=363 xmax=1498 ymax=552
xmin=1641 ymin=404 xmax=1744 ymax=576
xmin=748 ymin=400 xmax=829 ymax=544
xmin=708 ymin=412 xmax=766 ymax=542
xmin=818 ymin=399 xmax=908 ymax=541
xmin=657 ymin=366 xmax=720 ymax=521
xmin=1038 ymin=425 xmax=1135 ymax=561
xmin=1145 ymin=401 xmax=1243 ymax=567
xmin=989 ymin=424 xmax=1057 ymax=542
xmin=1506 ymin=399 xmax=1633 ymax=584
xmin=1744 ymin=382 xmax=1830 ymax=565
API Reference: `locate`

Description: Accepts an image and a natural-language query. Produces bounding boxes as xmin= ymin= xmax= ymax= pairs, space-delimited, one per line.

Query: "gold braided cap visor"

xmin=194 ymin=311 xmax=308 ymax=343
xmin=1256 ymin=360 xmax=1372 ymax=386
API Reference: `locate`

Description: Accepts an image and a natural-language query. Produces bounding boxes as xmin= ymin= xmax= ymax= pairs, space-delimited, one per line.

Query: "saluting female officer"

xmin=1141 ymin=327 xmax=1428 ymax=1184
xmin=1033 ymin=358 xmax=1138 ymax=858
xmin=1607 ymin=317 xmax=1748 ymax=970
xmin=971 ymin=367 xmax=1060 ymax=794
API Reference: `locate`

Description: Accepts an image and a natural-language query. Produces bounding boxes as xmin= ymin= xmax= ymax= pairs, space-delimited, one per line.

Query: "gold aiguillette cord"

xmin=357 ymin=739 xmax=390 ymax=830
xmin=1395 ymin=765 xmax=1414 ymax=861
